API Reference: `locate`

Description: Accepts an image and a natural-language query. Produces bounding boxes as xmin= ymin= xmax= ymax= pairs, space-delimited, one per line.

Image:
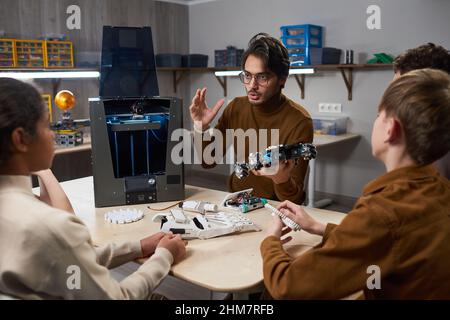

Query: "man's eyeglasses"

xmin=239 ymin=71 xmax=272 ymax=86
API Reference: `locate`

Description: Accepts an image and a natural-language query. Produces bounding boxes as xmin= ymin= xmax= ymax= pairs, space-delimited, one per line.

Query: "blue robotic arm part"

xmin=234 ymin=142 xmax=317 ymax=179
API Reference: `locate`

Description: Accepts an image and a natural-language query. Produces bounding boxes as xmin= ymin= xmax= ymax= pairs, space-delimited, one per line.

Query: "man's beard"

xmin=246 ymin=88 xmax=280 ymax=106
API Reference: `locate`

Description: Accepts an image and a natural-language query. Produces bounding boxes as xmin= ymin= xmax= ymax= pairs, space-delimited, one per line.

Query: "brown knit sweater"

xmin=202 ymin=92 xmax=313 ymax=204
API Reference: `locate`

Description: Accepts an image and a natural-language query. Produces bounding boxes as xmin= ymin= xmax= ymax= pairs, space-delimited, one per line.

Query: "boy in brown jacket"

xmin=260 ymin=68 xmax=450 ymax=299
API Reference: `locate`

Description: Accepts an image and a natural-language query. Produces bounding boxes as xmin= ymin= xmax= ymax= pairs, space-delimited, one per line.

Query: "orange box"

xmin=15 ymin=39 xmax=46 ymax=68
xmin=0 ymin=39 xmax=16 ymax=68
xmin=45 ymin=40 xmax=74 ymax=68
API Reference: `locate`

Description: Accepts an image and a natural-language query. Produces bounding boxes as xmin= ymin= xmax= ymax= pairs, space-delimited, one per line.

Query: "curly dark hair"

xmin=379 ymin=69 xmax=450 ymax=165
xmin=0 ymin=78 xmax=45 ymax=166
xmin=242 ymin=33 xmax=290 ymax=80
xmin=394 ymin=43 xmax=450 ymax=74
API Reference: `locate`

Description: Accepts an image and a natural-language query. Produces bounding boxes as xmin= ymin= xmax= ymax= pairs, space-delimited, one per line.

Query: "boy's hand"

xmin=276 ymin=201 xmax=326 ymax=236
xmin=267 ymin=215 xmax=293 ymax=244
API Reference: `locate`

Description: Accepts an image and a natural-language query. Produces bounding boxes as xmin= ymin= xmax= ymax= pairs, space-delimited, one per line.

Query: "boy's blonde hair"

xmin=379 ymin=68 xmax=450 ymax=165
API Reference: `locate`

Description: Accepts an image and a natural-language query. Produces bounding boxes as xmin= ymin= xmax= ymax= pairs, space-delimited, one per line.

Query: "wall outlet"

xmin=319 ymin=102 xmax=342 ymax=113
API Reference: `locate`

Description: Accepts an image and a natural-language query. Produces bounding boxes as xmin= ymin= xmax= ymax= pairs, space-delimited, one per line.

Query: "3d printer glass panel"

xmin=104 ymin=100 xmax=169 ymax=179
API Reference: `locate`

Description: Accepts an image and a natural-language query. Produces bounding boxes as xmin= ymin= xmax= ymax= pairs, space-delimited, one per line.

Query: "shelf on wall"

xmin=157 ymin=64 xmax=394 ymax=100
xmin=0 ymin=64 xmax=394 ymax=101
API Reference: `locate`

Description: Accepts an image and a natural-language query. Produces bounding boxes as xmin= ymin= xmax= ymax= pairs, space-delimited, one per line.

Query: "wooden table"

xmin=57 ymin=176 xmax=346 ymax=297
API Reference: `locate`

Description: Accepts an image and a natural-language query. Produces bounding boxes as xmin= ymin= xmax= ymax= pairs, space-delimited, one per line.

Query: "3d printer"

xmin=89 ymin=26 xmax=184 ymax=207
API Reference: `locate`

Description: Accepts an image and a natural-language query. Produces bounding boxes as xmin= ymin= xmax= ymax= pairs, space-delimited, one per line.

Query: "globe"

xmin=54 ymin=90 xmax=76 ymax=111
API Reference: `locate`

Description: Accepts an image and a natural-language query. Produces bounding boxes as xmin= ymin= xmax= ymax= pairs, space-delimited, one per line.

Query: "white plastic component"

xmin=182 ymin=200 xmax=218 ymax=214
xmin=203 ymin=203 xmax=218 ymax=212
xmin=153 ymin=210 xmax=261 ymax=240
xmin=264 ymin=203 xmax=301 ymax=231
xmin=221 ymin=188 xmax=254 ymax=210
xmin=319 ymin=102 xmax=342 ymax=113
xmin=152 ymin=213 xmax=166 ymax=223
xmin=194 ymin=214 xmax=211 ymax=229
xmin=170 ymin=208 xmax=188 ymax=223
xmin=104 ymin=208 xmax=144 ymax=224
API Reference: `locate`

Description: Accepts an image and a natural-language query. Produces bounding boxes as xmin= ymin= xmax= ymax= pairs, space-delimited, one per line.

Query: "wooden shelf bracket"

xmin=340 ymin=67 xmax=353 ymax=101
xmin=172 ymin=70 xmax=187 ymax=93
xmin=214 ymin=75 xmax=227 ymax=97
xmin=293 ymin=74 xmax=306 ymax=99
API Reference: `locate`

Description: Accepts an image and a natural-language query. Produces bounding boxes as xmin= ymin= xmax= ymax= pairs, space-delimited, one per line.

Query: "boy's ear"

xmin=10 ymin=127 xmax=31 ymax=153
xmin=386 ymin=117 xmax=403 ymax=143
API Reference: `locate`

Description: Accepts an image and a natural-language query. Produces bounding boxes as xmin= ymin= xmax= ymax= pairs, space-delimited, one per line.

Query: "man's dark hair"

xmin=0 ymin=78 xmax=45 ymax=165
xmin=394 ymin=43 xmax=450 ymax=74
xmin=242 ymin=33 xmax=290 ymax=80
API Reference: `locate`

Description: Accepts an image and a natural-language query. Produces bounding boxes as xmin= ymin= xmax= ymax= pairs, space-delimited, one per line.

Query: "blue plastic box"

xmin=280 ymin=24 xmax=323 ymax=48
xmin=280 ymin=24 xmax=323 ymax=66
xmin=313 ymin=116 xmax=348 ymax=135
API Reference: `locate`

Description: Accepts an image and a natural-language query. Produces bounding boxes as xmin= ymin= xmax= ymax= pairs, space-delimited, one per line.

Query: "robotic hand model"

xmin=234 ymin=142 xmax=317 ymax=179
xmin=152 ymin=205 xmax=260 ymax=240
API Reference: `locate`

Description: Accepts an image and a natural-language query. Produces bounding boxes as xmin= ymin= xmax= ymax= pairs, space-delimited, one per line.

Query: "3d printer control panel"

xmin=125 ymin=176 xmax=157 ymax=204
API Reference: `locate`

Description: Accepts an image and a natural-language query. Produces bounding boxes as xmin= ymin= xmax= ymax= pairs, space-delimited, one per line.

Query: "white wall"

xmin=187 ymin=0 xmax=450 ymax=197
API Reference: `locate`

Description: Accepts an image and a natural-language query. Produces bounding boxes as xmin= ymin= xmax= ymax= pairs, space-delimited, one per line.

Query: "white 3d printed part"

xmin=263 ymin=202 xmax=301 ymax=231
xmin=152 ymin=210 xmax=261 ymax=240
xmin=104 ymin=208 xmax=144 ymax=224
xmin=182 ymin=200 xmax=218 ymax=213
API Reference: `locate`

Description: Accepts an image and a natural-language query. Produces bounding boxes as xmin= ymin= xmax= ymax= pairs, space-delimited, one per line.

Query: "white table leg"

xmin=307 ymin=158 xmax=333 ymax=208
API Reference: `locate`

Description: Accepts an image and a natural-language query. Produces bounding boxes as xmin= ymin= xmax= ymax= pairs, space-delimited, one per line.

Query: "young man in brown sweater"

xmin=393 ymin=43 xmax=450 ymax=179
xmin=189 ymin=33 xmax=313 ymax=204
xmin=260 ymin=69 xmax=450 ymax=299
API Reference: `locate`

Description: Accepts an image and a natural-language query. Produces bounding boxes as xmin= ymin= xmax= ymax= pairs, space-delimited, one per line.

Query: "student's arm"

xmin=260 ymin=197 xmax=395 ymax=299
xmin=94 ymin=242 xmax=143 ymax=269
xmin=94 ymin=232 xmax=166 ymax=269
xmin=44 ymin=214 xmax=184 ymax=299
xmin=33 ymin=169 xmax=75 ymax=214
